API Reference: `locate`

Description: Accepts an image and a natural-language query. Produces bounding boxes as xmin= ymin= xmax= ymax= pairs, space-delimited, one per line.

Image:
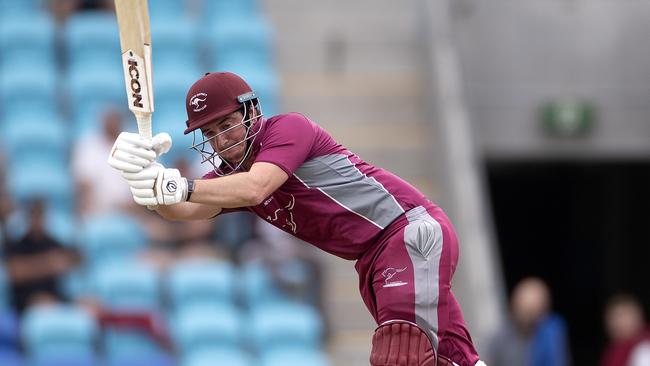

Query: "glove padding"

xmin=108 ymin=132 xmax=173 ymax=173
xmin=123 ymin=163 xmax=188 ymax=207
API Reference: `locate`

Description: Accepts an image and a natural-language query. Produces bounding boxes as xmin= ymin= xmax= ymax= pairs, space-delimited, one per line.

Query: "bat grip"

xmin=136 ymin=114 xmax=152 ymax=140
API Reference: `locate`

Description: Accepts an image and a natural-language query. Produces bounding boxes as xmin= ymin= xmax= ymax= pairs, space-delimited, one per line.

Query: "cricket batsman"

xmin=108 ymin=72 xmax=486 ymax=366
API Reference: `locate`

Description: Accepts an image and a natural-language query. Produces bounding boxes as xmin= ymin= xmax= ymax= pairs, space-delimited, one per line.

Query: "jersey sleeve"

xmin=254 ymin=113 xmax=317 ymax=175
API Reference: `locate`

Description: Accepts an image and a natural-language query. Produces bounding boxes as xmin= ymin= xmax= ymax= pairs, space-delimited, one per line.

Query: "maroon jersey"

xmin=205 ymin=113 xmax=431 ymax=260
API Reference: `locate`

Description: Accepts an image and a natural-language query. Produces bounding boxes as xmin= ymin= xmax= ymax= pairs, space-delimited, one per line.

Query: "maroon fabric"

xmin=370 ymin=322 xmax=436 ymax=366
xmin=204 ymin=113 xmax=430 ymax=260
xmin=98 ymin=310 xmax=172 ymax=350
xmin=184 ymin=72 xmax=253 ymax=134
xmin=357 ymin=203 xmax=480 ymax=366
xmin=601 ymin=328 xmax=650 ymax=366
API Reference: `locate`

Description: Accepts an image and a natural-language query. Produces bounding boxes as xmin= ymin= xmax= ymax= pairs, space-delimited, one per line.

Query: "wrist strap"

xmin=186 ymin=179 xmax=195 ymax=201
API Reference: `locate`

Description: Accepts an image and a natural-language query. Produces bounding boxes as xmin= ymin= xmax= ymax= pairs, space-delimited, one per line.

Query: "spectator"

xmin=72 ymin=107 xmax=134 ymax=219
xmin=487 ymin=277 xmax=571 ymax=366
xmin=601 ymin=294 xmax=650 ymax=366
xmin=2 ymin=200 xmax=78 ymax=313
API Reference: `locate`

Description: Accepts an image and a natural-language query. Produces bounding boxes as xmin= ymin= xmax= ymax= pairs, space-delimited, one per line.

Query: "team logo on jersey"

xmin=190 ymin=93 xmax=208 ymax=112
xmin=382 ymin=267 xmax=408 ymax=288
xmin=266 ymin=194 xmax=297 ymax=234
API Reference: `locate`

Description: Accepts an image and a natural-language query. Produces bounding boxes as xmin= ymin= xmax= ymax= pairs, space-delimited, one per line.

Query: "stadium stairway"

xmin=264 ymin=1 xmax=443 ymax=365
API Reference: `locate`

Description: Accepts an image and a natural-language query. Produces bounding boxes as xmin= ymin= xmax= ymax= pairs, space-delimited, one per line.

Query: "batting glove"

xmin=123 ymin=163 xmax=188 ymax=207
xmin=107 ymin=132 xmax=172 ymax=173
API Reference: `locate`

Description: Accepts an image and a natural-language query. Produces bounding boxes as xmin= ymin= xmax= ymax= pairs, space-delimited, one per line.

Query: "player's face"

xmin=202 ymin=111 xmax=247 ymax=163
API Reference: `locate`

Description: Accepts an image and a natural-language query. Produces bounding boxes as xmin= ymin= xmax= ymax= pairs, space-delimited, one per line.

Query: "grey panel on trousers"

xmin=404 ymin=205 xmax=444 ymax=350
xmin=294 ymin=154 xmax=404 ymax=229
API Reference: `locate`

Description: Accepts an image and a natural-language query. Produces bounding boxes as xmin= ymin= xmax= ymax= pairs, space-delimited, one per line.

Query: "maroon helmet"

xmin=184 ymin=72 xmax=256 ymax=135
xmin=184 ymin=72 xmax=263 ymax=176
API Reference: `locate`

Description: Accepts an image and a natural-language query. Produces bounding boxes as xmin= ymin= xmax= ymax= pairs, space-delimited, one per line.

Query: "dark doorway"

xmin=486 ymin=161 xmax=650 ymax=366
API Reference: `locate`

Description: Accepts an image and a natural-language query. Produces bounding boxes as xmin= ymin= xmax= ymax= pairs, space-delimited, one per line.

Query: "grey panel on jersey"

xmin=294 ymin=154 xmax=404 ymax=229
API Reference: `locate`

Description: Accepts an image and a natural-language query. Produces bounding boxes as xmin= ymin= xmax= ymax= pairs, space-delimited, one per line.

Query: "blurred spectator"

xmin=601 ymin=294 xmax=650 ymax=366
xmin=2 ymin=200 xmax=78 ymax=313
xmin=72 ymin=107 xmax=134 ymax=219
xmin=487 ymin=277 xmax=571 ymax=366
xmin=47 ymin=0 xmax=80 ymax=23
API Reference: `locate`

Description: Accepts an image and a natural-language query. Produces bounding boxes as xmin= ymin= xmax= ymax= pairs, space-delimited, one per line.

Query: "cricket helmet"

xmin=184 ymin=72 xmax=263 ymax=176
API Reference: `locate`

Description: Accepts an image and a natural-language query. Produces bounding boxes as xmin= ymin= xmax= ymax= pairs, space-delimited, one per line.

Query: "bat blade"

xmin=114 ymin=0 xmax=154 ymax=139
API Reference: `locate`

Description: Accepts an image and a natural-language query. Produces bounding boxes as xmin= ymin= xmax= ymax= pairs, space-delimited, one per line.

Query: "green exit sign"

xmin=541 ymin=100 xmax=596 ymax=137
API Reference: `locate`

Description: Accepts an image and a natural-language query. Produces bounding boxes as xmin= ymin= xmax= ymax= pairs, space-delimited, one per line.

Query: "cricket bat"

xmin=114 ymin=0 xmax=154 ymax=140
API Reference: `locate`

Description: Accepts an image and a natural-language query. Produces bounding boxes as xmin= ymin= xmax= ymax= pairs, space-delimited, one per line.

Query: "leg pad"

xmin=370 ymin=322 xmax=437 ymax=366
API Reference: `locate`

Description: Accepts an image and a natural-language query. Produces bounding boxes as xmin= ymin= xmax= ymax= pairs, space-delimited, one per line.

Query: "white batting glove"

xmin=107 ymin=132 xmax=173 ymax=173
xmin=122 ymin=163 xmax=188 ymax=207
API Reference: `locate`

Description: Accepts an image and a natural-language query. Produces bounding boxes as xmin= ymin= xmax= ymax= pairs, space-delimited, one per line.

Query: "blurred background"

xmin=1 ymin=0 xmax=650 ymax=365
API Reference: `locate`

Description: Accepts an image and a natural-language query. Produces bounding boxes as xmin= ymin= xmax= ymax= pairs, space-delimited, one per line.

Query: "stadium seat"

xmin=21 ymin=305 xmax=98 ymax=362
xmin=63 ymin=12 xmax=121 ymax=72
xmin=250 ymin=302 xmax=323 ymax=351
xmin=260 ymin=347 xmax=330 ymax=366
xmin=148 ymin=0 xmax=188 ymax=21
xmin=182 ymin=348 xmax=252 ymax=366
xmin=167 ymin=259 xmax=236 ymax=310
xmin=209 ymin=18 xmax=274 ymax=71
xmin=78 ymin=212 xmax=148 ymax=268
xmin=91 ymin=261 xmax=160 ymax=311
xmin=151 ymin=17 xmax=199 ymax=72
xmin=5 ymin=158 xmax=74 ymax=212
xmin=1 ymin=116 xmax=68 ymax=164
xmin=91 ymin=262 xmax=166 ymax=363
xmin=0 ymin=349 xmax=23 ymax=366
xmin=0 ymin=65 xmax=58 ymax=121
xmin=172 ymin=304 xmax=243 ymax=357
xmin=240 ymin=263 xmax=287 ymax=307
xmin=65 ymin=65 xmax=124 ymax=138
xmin=203 ymin=0 xmax=260 ymax=20
xmin=105 ymin=353 xmax=175 ymax=366
xmin=0 ymin=0 xmax=44 ymax=16
xmin=0 ymin=13 xmax=55 ymax=71
xmin=0 ymin=309 xmax=18 ymax=350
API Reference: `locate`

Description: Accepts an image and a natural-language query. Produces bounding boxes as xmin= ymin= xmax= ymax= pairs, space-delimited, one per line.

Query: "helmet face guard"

xmin=189 ymin=92 xmax=263 ymax=176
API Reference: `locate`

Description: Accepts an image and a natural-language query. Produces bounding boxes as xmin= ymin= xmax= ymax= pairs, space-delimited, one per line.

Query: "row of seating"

xmin=0 ymin=0 xmax=262 ymax=20
xmin=1 ymin=304 xmax=328 ymax=366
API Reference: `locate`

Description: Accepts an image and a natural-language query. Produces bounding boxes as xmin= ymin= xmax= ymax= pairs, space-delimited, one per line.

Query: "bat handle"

xmin=136 ymin=114 xmax=152 ymax=140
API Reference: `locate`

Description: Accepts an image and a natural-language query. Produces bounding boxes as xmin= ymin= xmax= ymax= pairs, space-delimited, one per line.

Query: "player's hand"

xmin=123 ymin=163 xmax=188 ymax=206
xmin=107 ymin=132 xmax=173 ymax=173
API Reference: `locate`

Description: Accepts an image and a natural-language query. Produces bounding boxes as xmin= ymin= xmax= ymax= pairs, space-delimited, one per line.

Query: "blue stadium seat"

xmin=78 ymin=212 xmax=147 ymax=268
xmin=209 ymin=18 xmax=274 ymax=71
xmin=167 ymin=259 xmax=236 ymax=310
xmin=106 ymin=353 xmax=175 ymax=366
xmin=0 ymin=13 xmax=55 ymax=71
xmin=0 ymin=0 xmax=44 ymax=16
xmin=63 ymin=12 xmax=121 ymax=72
xmin=151 ymin=17 xmax=199 ymax=72
xmin=0 ymin=349 xmax=23 ymax=366
xmin=172 ymin=304 xmax=243 ymax=357
xmin=1 ymin=116 xmax=68 ymax=163
xmin=65 ymin=66 xmax=124 ymax=138
xmin=203 ymin=0 xmax=260 ymax=20
xmin=5 ymin=158 xmax=74 ymax=212
xmin=0 ymin=65 xmax=58 ymax=121
xmin=260 ymin=347 xmax=330 ymax=366
xmin=91 ymin=262 xmax=160 ymax=311
xmin=148 ymin=0 xmax=188 ymax=21
xmin=0 ymin=309 xmax=18 ymax=350
xmin=21 ymin=305 xmax=98 ymax=363
xmin=250 ymin=302 xmax=323 ymax=351
xmin=182 ymin=348 xmax=252 ymax=366
xmin=91 ymin=263 xmax=166 ymax=363
xmin=240 ymin=263 xmax=287 ymax=307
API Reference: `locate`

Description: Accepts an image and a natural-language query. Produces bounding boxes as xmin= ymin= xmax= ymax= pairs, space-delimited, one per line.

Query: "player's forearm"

xmin=189 ymin=172 xmax=264 ymax=208
xmin=154 ymin=201 xmax=221 ymax=221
